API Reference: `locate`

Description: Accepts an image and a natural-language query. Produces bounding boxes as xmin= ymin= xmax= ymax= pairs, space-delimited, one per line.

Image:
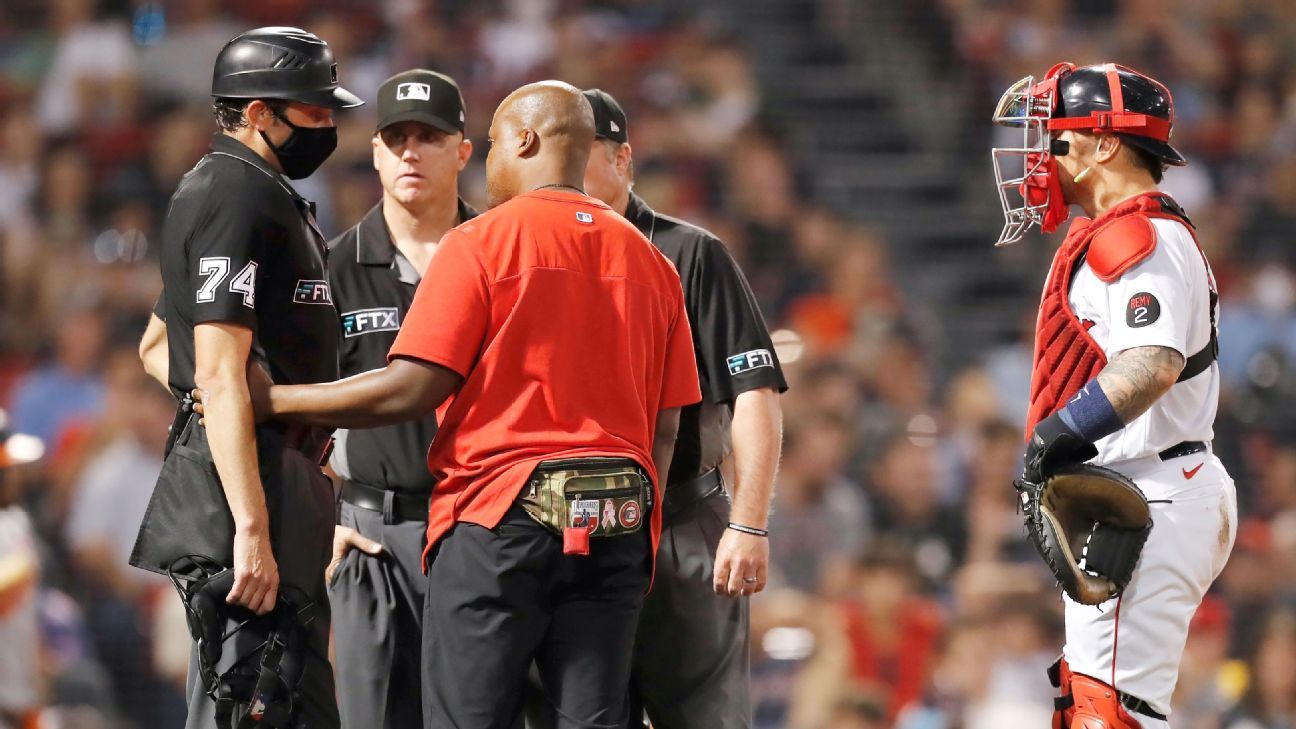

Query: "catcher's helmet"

xmin=212 ymin=27 xmax=363 ymax=109
xmin=1052 ymin=64 xmax=1185 ymax=166
xmin=990 ymin=62 xmax=1183 ymax=246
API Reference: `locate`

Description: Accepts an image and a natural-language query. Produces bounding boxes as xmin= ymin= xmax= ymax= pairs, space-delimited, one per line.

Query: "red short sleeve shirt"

xmin=389 ymin=190 xmax=701 ymax=559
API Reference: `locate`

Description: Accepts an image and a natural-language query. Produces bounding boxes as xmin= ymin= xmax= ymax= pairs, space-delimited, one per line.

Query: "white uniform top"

xmin=1068 ymin=216 xmax=1220 ymax=466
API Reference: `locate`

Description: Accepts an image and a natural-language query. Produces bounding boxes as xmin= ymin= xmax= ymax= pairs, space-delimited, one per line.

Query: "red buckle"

xmin=1093 ymin=112 xmax=1112 ymax=129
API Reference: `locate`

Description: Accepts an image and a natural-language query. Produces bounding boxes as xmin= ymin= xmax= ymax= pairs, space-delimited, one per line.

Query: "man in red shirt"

xmin=208 ymin=80 xmax=701 ymax=728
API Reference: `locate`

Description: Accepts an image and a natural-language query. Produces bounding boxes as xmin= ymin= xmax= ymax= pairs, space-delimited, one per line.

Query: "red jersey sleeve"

xmin=660 ymin=286 xmax=702 ymax=410
xmin=388 ymin=231 xmax=490 ymax=377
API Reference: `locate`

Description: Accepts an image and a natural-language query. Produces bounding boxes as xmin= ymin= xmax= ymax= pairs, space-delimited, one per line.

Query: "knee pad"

xmin=1047 ymin=657 xmax=1142 ymax=729
xmin=168 ymin=556 xmax=317 ymax=729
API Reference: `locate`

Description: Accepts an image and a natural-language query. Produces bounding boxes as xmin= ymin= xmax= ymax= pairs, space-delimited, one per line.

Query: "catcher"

xmin=992 ymin=62 xmax=1237 ymax=728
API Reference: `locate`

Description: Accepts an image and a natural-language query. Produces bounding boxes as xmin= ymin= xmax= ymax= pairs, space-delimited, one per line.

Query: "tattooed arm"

xmin=1096 ymin=346 xmax=1186 ymax=423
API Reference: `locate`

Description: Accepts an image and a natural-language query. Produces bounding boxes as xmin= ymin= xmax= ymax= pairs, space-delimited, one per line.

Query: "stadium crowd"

xmin=1 ymin=0 xmax=1295 ymax=728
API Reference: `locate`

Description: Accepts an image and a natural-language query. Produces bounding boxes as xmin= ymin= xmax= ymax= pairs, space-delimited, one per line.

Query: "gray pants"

xmin=627 ymin=488 xmax=750 ymax=729
xmin=183 ymin=448 xmax=339 ymax=729
xmin=328 ymin=501 xmax=429 ymax=729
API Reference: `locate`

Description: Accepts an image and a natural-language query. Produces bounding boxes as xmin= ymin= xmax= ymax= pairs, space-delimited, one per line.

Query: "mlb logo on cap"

xmin=397 ymin=82 xmax=431 ymax=101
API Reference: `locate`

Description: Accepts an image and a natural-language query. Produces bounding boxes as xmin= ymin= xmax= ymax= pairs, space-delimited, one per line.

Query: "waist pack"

xmin=168 ymin=555 xmax=317 ymax=729
xmin=519 ymin=458 xmax=650 ymax=540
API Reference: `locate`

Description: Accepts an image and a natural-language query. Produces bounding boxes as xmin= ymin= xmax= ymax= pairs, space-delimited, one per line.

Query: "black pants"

xmin=329 ymin=501 xmax=428 ymax=729
xmin=422 ymin=505 xmax=651 ymax=729
xmin=525 ymin=488 xmax=750 ymax=729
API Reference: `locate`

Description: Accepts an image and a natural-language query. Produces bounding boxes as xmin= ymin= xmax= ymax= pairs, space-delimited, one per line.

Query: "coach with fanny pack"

xmin=193 ymin=80 xmax=702 ymax=728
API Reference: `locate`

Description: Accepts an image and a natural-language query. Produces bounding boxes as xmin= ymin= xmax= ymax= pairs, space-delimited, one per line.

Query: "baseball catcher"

xmin=992 ymin=62 xmax=1236 ymax=728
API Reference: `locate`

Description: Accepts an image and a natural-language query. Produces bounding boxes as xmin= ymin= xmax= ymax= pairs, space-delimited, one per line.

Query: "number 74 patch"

xmin=1126 ymin=292 xmax=1161 ymax=328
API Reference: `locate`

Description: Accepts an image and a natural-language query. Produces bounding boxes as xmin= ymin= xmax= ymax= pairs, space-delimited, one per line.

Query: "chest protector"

xmin=1025 ymin=193 xmax=1218 ymax=436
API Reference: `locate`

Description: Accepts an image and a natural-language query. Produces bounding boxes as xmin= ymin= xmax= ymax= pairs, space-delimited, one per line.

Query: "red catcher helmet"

xmin=990 ymin=63 xmax=1185 ymax=246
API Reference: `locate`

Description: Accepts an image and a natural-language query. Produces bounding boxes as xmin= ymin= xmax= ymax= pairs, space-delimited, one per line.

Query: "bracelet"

xmin=727 ymin=522 xmax=769 ymax=538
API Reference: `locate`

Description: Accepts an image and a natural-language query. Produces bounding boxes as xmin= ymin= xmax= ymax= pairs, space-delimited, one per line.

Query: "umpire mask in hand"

xmin=263 ymin=112 xmax=338 ymax=180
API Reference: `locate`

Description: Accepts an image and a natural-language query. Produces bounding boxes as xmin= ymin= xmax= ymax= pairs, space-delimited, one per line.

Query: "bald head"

xmin=485 ymin=80 xmax=597 ymax=208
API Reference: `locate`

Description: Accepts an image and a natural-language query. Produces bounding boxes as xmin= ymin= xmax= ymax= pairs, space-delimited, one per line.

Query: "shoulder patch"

xmin=1086 ymin=214 xmax=1157 ymax=282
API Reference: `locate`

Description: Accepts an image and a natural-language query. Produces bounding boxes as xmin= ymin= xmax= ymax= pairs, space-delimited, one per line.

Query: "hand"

xmin=326 ymin=525 xmax=383 ymax=585
xmin=228 ymin=526 xmax=279 ymax=615
xmin=1023 ymin=413 xmax=1098 ymax=484
xmin=713 ymin=528 xmax=769 ymax=597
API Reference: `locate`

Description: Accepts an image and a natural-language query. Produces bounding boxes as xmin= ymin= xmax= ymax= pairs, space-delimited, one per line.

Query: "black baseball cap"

xmin=375 ymin=69 xmax=465 ymax=134
xmin=582 ymin=88 xmax=628 ymax=144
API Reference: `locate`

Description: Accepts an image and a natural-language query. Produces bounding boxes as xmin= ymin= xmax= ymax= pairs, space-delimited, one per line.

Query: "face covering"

xmin=1021 ymin=151 xmax=1071 ymax=233
xmin=261 ymin=113 xmax=338 ymax=180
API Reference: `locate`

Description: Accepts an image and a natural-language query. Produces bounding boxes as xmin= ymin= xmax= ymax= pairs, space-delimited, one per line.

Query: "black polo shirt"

xmin=325 ymin=199 xmax=477 ymax=493
xmin=156 ymin=134 xmax=338 ymax=402
xmin=624 ymin=193 xmax=787 ymax=486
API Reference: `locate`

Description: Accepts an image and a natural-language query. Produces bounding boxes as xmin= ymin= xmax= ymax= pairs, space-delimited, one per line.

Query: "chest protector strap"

xmin=1025 ymin=194 xmax=1218 ymax=436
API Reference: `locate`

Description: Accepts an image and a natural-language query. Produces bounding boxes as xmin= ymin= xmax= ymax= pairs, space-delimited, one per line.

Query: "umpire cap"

xmin=212 ymin=27 xmax=363 ymax=109
xmin=376 ymin=69 xmax=465 ymax=133
xmin=582 ymin=89 xmax=628 ymax=144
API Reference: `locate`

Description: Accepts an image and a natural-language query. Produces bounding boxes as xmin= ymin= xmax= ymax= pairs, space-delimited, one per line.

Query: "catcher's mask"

xmin=167 ymin=556 xmax=317 ymax=729
xmin=991 ymin=62 xmax=1185 ymax=246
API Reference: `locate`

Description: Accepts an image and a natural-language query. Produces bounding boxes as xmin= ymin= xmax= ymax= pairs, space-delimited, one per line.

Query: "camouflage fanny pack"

xmin=520 ymin=457 xmax=650 ymax=540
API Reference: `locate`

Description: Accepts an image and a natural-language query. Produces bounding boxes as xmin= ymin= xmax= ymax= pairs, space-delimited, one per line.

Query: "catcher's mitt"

xmin=1015 ymin=464 xmax=1152 ymax=605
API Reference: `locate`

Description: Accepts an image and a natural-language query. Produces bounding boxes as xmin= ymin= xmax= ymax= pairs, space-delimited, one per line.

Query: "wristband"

xmin=1056 ymin=379 xmax=1124 ymax=443
xmin=727 ymin=522 xmax=768 ymax=538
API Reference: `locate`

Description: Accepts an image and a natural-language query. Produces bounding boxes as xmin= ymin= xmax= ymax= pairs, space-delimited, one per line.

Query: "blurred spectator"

xmin=866 ymin=434 xmax=966 ymax=587
xmin=136 ymin=0 xmax=240 ymax=103
xmin=1225 ymin=607 xmax=1296 ymax=729
xmin=837 ymin=543 xmax=944 ymax=720
xmin=64 ymin=349 xmax=170 ymax=597
xmin=34 ymin=0 xmax=138 ymax=135
xmin=6 ymin=305 xmax=106 ymax=447
xmin=1175 ymin=596 xmax=1245 ymax=729
xmin=767 ymin=414 xmax=871 ymax=595
xmin=964 ymin=419 xmax=1036 ymax=565
xmin=0 ymin=503 xmax=41 ymax=727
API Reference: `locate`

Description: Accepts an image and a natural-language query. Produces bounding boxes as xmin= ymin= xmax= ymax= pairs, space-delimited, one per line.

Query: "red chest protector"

xmin=1024 ymin=193 xmax=1215 ymax=436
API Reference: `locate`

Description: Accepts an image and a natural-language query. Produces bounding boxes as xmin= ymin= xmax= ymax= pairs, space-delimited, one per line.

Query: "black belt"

xmin=1120 ymin=692 xmax=1167 ymax=721
xmin=340 ymin=480 xmax=429 ymax=523
xmin=662 ymin=468 xmax=723 ymax=520
xmin=1157 ymin=440 xmax=1207 ymax=461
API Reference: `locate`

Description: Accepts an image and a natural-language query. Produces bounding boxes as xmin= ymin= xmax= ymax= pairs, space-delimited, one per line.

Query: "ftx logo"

xmin=342 ymin=307 xmax=400 ymax=337
xmin=727 ymin=349 xmax=774 ymax=376
xmin=293 ymin=279 xmax=333 ymax=305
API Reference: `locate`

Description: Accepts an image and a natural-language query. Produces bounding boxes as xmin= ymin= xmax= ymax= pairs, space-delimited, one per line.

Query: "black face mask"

xmin=261 ymin=112 xmax=337 ymax=180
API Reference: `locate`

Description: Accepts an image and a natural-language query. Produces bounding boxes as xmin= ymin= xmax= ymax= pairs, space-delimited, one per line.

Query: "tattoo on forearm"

xmin=1097 ymin=346 xmax=1185 ymax=423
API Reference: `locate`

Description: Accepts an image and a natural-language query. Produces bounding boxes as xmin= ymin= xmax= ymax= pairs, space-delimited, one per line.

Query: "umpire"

xmin=582 ymin=89 xmax=787 ymax=729
xmin=131 ymin=27 xmax=359 ymax=729
xmin=325 ymin=68 xmax=475 ymax=729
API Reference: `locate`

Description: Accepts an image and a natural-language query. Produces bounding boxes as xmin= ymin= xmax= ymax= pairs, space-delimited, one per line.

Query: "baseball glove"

xmin=1015 ymin=464 xmax=1152 ymax=605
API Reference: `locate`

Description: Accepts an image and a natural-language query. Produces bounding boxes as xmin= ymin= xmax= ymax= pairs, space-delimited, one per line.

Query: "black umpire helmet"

xmin=212 ymin=27 xmax=362 ymax=109
xmin=1049 ymin=63 xmax=1185 ymax=166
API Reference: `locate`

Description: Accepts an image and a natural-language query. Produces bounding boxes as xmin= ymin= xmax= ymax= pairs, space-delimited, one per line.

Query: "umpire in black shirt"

xmin=581 ymin=89 xmax=786 ymax=729
xmin=324 ymin=69 xmax=476 ymax=729
xmin=134 ymin=27 xmax=359 ymax=729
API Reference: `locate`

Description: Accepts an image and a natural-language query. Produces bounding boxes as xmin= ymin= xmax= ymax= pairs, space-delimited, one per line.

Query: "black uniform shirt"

xmin=325 ymin=199 xmax=477 ymax=493
xmin=624 ymin=194 xmax=788 ymax=486
xmin=157 ymin=134 xmax=338 ymax=402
